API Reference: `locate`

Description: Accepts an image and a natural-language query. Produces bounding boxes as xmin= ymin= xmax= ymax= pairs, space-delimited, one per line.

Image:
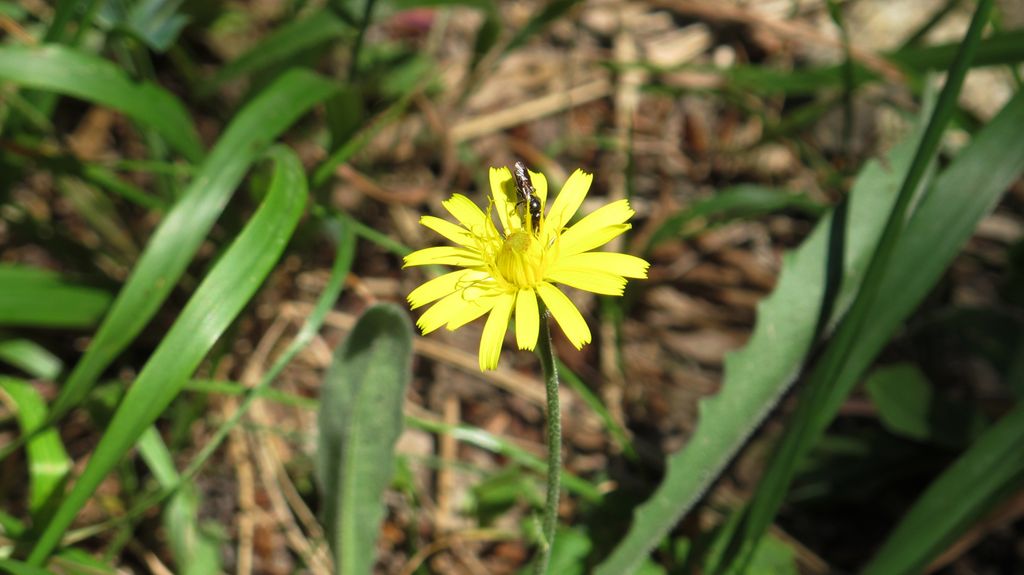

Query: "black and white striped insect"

xmin=512 ymin=160 xmax=542 ymax=231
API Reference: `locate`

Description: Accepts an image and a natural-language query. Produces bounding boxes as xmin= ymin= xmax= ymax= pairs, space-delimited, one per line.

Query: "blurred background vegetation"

xmin=1 ymin=0 xmax=1023 ymax=573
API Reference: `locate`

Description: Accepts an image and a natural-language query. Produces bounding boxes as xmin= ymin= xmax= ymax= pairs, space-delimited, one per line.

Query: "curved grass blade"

xmin=26 ymin=145 xmax=308 ymax=564
xmin=862 ymin=405 xmax=1024 ymax=574
xmin=45 ymin=70 xmax=338 ymax=424
xmin=206 ymin=9 xmax=348 ymax=91
xmin=0 ymin=338 xmax=63 ymax=380
xmin=0 ymin=265 xmax=111 ymax=329
xmin=0 ymin=45 xmax=204 ymax=162
xmin=316 ymin=304 xmax=414 ymax=575
xmin=0 ymin=559 xmax=52 ymax=575
xmin=0 ymin=378 xmax=71 ymax=515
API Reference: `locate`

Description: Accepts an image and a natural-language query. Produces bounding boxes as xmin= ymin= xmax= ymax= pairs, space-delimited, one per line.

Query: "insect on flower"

xmin=512 ymin=160 xmax=542 ymax=232
xmin=404 ymin=164 xmax=650 ymax=370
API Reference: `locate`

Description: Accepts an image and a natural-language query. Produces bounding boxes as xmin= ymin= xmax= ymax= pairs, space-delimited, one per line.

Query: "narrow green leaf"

xmin=0 ymin=265 xmax=111 ymax=329
xmin=505 ymin=0 xmax=583 ymax=53
xmin=0 ymin=378 xmax=71 ymax=515
xmin=316 ymin=304 xmax=414 ymax=575
xmin=0 ymin=45 xmax=204 ymax=162
xmin=644 ymin=185 xmax=826 ymax=253
xmin=0 ymin=559 xmax=53 ymax=575
xmin=863 ymin=405 xmax=1024 ymax=574
xmin=0 ymin=338 xmax=63 ymax=380
xmin=45 ymin=70 xmax=338 ymax=423
xmin=207 ymin=9 xmax=348 ymax=89
xmin=164 ymin=485 xmax=222 ymax=575
xmin=27 ymin=145 xmax=308 ymax=564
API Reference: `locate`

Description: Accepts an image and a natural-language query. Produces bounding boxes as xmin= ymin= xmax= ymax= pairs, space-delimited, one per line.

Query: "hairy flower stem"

xmin=534 ymin=303 xmax=561 ymax=574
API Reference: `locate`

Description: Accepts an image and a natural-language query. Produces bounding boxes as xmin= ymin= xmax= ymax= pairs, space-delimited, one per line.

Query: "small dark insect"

xmin=512 ymin=160 xmax=542 ymax=230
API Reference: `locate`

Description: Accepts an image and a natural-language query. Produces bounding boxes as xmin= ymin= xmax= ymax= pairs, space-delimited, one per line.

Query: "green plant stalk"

xmin=348 ymin=0 xmax=378 ymax=81
xmin=533 ymin=304 xmax=561 ymax=575
xmin=719 ymin=1 xmax=993 ymax=571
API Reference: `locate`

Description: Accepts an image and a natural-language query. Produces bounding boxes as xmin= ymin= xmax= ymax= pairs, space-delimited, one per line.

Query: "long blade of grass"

xmin=316 ymin=304 xmax=414 ymax=575
xmin=0 ymin=45 xmax=204 ymax=162
xmin=44 ymin=70 xmax=337 ymax=425
xmin=0 ymin=378 xmax=71 ymax=515
xmin=0 ymin=265 xmax=112 ymax=329
xmin=26 ymin=145 xmax=308 ymax=564
xmin=862 ymin=405 xmax=1024 ymax=574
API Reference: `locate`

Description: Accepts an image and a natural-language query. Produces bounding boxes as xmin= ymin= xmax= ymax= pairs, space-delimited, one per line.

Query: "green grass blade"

xmin=643 ymin=185 xmax=826 ymax=254
xmin=0 ymin=265 xmax=111 ymax=329
xmin=207 ymin=9 xmax=348 ymax=90
xmin=862 ymin=405 xmax=1024 ymax=574
xmin=26 ymin=145 xmax=309 ymax=564
xmin=0 ymin=559 xmax=53 ymax=575
xmin=593 ymin=92 xmax=928 ymax=575
xmin=0 ymin=378 xmax=72 ymax=515
xmin=890 ymin=28 xmax=1024 ymax=71
xmin=46 ymin=70 xmax=338 ymax=423
xmin=0 ymin=338 xmax=63 ymax=380
xmin=315 ymin=304 xmax=413 ymax=575
xmin=0 ymin=45 xmax=204 ymax=162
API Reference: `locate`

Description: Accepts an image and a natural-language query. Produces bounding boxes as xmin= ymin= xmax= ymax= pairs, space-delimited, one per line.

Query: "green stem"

xmin=534 ymin=303 xmax=561 ymax=575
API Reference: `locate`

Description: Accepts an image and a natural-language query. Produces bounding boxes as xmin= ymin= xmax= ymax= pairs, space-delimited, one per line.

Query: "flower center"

xmin=495 ymin=230 xmax=544 ymax=288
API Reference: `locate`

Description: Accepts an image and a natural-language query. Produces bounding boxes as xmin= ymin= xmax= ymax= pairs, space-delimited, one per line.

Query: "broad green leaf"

xmin=865 ymin=363 xmax=985 ymax=446
xmin=26 ymin=145 xmax=308 ymax=564
xmin=208 ymin=9 xmax=348 ymax=89
xmin=0 ymin=378 xmax=71 ymax=515
xmin=316 ymin=304 xmax=414 ymax=575
xmin=644 ymin=185 xmax=826 ymax=253
xmin=45 ymin=70 xmax=338 ymax=423
xmin=864 ymin=364 xmax=933 ymax=441
xmin=0 ymin=338 xmax=62 ymax=380
xmin=863 ymin=405 xmax=1024 ymax=574
xmin=593 ymin=91 xmax=925 ymax=575
xmin=0 ymin=45 xmax=204 ymax=162
xmin=0 ymin=265 xmax=111 ymax=329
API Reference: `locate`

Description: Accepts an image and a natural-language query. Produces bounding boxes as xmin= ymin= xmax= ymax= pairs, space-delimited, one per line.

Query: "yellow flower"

xmin=403 ymin=166 xmax=649 ymax=370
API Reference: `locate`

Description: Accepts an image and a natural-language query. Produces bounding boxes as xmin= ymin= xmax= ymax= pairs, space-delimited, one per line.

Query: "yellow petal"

xmin=420 ymin=215 xmax=475 ymax=247
xmin=536 ymin=282 xmax=591 ymax=349
xmin=554 ymin=252 xmax=650 ymax=279
xmin=447 ymin=287 xmax=501 ymax=330
xmin=559 ymin=224 xmax=631 ymax=257
xmin=546 ymin=268 xmax=628 ymax=295
xmin=416 ymin=291 xmax=468 ymax=334
xmin=545 ymin=169 xmax=592 ymax=233
xmin=479 ymin=293 xmax=515 ymax=370
xmin=489 ymin=166 xmax=515 ymax=235
xmin=529 ymin=168 xmax=548 ymax=212
xmin=407 ymin=269 xmax=487 ymax=309
xmin=403 ymin=246 xmax=483 ymax=268
xmin=443 ymin=194 xmax=491 ymax=235
xmin=514 ymin=288 xmax=539 ymax=350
